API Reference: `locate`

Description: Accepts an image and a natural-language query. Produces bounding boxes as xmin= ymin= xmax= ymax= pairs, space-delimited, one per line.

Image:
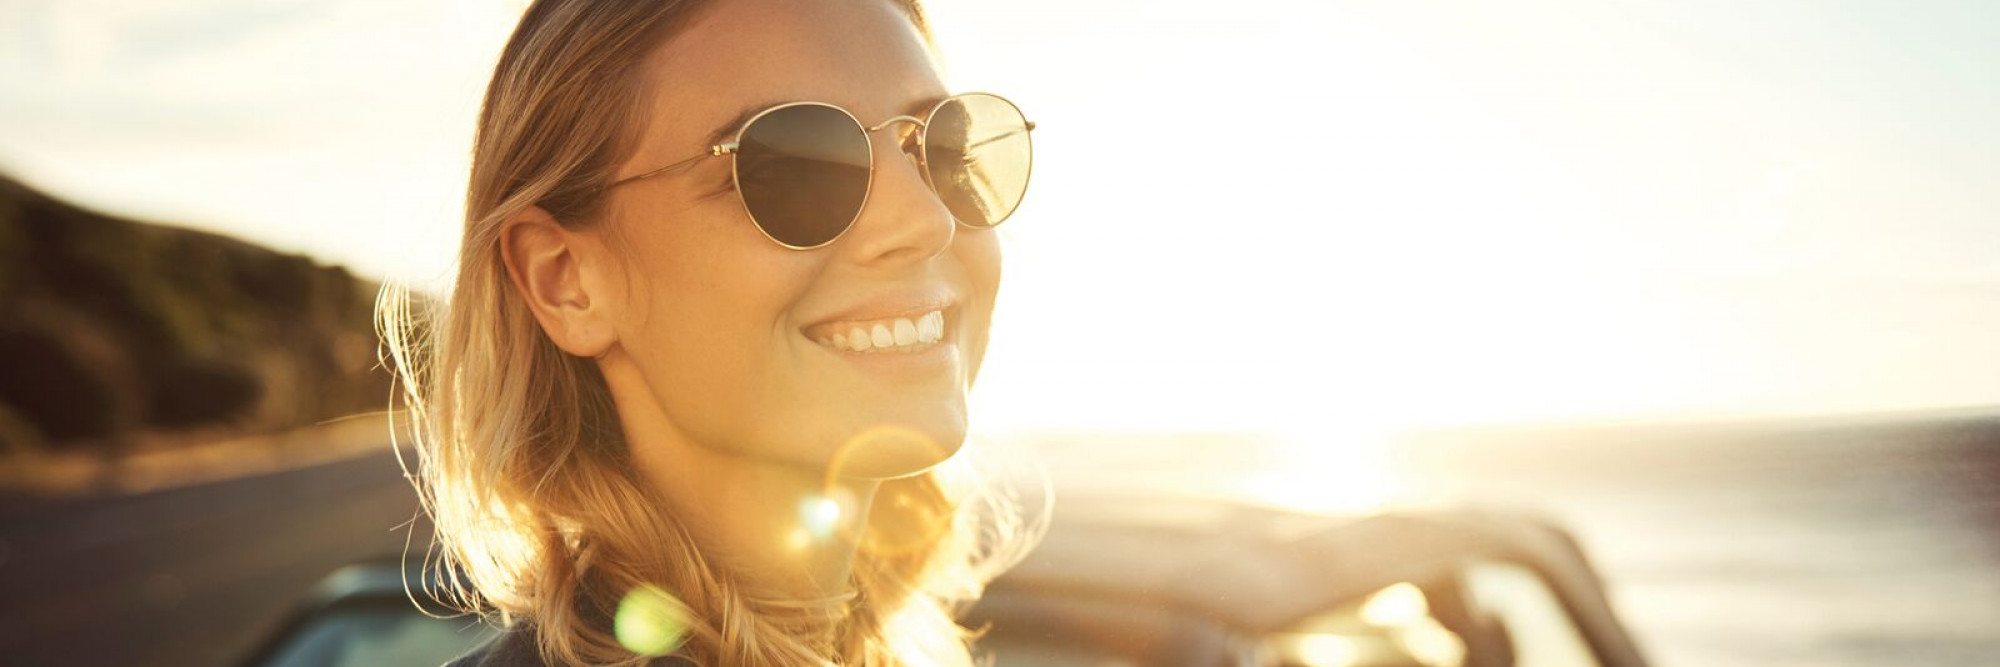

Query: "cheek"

xmin=964 ymin=231 xmax=1002 ymax=319
xmin=611 ymin=213 xmax=818 ymax=431
xmin=968 ymin=231 xmax=1002 ymax=289
xmin=958 ymin=231 xmax=1003 ymax=381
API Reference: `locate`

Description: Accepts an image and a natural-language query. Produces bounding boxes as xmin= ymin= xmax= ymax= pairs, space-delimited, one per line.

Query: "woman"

xmin=378 ymin=0 xmax=1042 ymax=664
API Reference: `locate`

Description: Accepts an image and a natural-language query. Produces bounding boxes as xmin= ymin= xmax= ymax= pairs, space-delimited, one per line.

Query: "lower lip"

xmin=808 ymin=335 xmax=959 ymax=377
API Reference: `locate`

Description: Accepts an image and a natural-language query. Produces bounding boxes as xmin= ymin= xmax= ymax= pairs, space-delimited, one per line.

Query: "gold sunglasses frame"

xmin=605 ymin=91 xmax=1036 ymax=250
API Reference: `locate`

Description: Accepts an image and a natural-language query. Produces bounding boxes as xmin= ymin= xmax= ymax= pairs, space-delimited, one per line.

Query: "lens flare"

xmin=813 ymin=498 xmax=841 ymax=523
xmin=823 ymin=423 xmax=950 ymax=480
xmin=854 ymin=475 xmax=953 ymax=557
xmin=615 ymin=584 xmax=692 ymax=657
xmin=799 ymin=495 xmax=843 ymax=539
xmin=819 ymin=423 xmax=957 ymax=556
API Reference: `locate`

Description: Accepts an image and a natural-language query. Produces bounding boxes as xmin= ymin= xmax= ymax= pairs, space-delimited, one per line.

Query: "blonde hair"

xmin=376 ymin=1 xmax=1041 ymax=664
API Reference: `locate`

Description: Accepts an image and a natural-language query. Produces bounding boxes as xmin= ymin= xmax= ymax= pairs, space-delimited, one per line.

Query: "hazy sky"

xmin=3 ymin=0 xmax=1995 ymax=437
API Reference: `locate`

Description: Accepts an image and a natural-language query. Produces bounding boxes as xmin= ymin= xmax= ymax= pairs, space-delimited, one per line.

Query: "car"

xmin=236 ymin=489 xmax=1649 ymax=667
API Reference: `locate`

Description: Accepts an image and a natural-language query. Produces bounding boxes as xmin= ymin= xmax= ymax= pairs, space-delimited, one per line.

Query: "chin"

xmin=815 ymin=408 xmax=968 ymax=480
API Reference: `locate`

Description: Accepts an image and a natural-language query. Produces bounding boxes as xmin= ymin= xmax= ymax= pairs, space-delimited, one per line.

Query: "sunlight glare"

xmin=1360 ymin=582 xmax=1429 ymax=627
xmin=799 ymin=496 xmax=843 ymax=539
xmin=1292 ymin=634 xmax=1362 ymax=667
xmin=1237 ymin=427 xmax=1409 ymax=513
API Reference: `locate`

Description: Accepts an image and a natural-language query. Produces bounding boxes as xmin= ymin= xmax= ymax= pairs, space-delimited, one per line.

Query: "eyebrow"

xmin=698 ymin=95 xmax=944 ymax=148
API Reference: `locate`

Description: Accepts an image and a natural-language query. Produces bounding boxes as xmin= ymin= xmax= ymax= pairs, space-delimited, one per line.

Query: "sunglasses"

xmin=606 ymin=92 xmax=1035 ymax=249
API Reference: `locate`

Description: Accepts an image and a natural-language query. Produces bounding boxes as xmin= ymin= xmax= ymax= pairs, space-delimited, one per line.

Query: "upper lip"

xmin=801 ymin=288 xmax=958 ymax=336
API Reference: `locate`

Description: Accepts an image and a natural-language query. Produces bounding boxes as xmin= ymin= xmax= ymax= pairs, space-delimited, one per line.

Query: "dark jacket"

xmin=439 ymin=620 xmax=698 ymax=667
xmin=440 ymin=569 xmax=698 ymax=667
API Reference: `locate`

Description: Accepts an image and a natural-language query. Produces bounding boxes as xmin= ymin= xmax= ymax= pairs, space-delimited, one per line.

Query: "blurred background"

xmin=1 ymin=1 xmax=1994 ymax=666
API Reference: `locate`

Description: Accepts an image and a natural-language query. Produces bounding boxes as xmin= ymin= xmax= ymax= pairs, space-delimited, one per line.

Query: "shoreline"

xmin=0 ymin=412 xmax=401 ymax=505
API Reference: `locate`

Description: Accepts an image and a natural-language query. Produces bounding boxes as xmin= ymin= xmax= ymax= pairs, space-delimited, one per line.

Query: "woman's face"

xmin=595 ymin=0 xmax=1000 ymax=477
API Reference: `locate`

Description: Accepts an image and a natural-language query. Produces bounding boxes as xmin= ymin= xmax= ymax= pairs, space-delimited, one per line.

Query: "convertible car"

xmin=235 ymin=489 xmax=1649 ymax=667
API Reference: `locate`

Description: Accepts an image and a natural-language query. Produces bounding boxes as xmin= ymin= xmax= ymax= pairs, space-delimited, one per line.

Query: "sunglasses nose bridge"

xmin=865 ymin=115 xmax=927 ymax=156
xmin=858 ymin=114 xmax=930 ymax=184
xmin=864 ymin=115 xmax=925 ymax=134
xmin=837 ymin=115 xmax=955 ymax=259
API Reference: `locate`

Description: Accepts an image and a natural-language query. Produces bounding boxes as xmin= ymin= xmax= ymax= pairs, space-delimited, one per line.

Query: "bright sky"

xmin=3 ymin=0 xmax=1995 ymax=441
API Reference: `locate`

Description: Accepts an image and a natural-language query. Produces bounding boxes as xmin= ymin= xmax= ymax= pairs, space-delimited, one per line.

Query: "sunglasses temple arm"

xmin=963 ymin=126 xmax=1034 ymax=151
xmin=631 ymin=153 xmax=710 ymax=182
xmin=609 ymin=145 xmax=732 ymax=188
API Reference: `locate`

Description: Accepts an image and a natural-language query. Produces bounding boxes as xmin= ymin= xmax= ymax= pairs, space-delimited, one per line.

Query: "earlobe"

xmin=499 ymin=206 xmax=618 ymax=358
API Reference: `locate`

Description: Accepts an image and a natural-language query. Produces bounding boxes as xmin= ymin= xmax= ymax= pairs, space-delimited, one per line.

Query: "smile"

xmin=809 ymin=309 xmax=946 ymax=353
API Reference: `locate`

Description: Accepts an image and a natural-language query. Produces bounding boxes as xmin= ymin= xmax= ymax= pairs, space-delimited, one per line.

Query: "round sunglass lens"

xmin=923 ymin=94 xmax=1033 ymax=228
xmin=734 ymin=104 xmax=871 ymax=248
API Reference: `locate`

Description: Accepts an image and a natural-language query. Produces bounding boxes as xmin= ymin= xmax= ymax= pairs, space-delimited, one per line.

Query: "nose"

xmin=835 ymin=119 xmax=954 ymax=267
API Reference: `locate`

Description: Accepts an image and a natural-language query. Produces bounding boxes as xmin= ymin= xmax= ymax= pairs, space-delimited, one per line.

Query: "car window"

xmin=257 ymin=606 xmax=498 ymax=667
xmin=1265 ymin=559 xmax=1602 ymax=667
xmin=967 ymin=591 xmax=1238 ymax=667
xmin=1267 ymin=581 xmax=1468 ymax=667
xmin=1462 ymin=559 xmax=1600 ymax=667
xmin=975 ymin=635 xmax=1143 ymax=667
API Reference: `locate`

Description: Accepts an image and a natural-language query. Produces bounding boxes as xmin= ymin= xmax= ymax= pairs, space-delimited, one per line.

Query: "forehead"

xmin=634 ymin=0 xmax=945 ymax=156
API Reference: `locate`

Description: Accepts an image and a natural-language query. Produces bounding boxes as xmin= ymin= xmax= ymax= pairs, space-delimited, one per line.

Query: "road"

xmin=0 ymin=447 xmax=430 ymax=667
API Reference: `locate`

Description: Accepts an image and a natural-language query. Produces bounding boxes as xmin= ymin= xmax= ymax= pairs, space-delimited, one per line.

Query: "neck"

xmin=599 ymin=354 xmax=878 ymax=602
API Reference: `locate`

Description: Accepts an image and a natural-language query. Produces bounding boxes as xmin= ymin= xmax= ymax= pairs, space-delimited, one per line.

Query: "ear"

xmin=500 ymin=205 xmax=619 ymax=358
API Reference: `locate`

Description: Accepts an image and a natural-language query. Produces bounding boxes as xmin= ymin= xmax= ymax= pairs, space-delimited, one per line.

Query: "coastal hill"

xmin=0 ymin=175 xmax=392 ymax=460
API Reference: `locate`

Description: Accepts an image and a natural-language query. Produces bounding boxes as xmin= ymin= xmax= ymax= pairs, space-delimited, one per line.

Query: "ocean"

xmin=1396 ymin=410 xmax=2000 ymax=667
xmin=1005 ymin=409 xmax=2000 ymax=667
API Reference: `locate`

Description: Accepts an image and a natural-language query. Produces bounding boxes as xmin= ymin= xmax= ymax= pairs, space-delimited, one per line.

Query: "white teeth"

xmin=918 ymin=311 xmax=942 ymax=342
xmin=815 ymin=309 xmax=947 ymax=352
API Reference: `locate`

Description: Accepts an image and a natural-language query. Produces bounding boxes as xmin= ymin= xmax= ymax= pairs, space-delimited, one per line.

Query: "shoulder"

xmin=440 ymin=622 xmax=539 ymax=667
xmin=440 ymin=622 xmax=699 ymax=667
